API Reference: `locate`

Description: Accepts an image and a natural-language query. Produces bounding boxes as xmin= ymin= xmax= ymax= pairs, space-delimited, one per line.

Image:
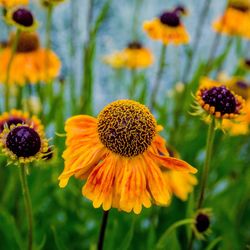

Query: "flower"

xmin=0 ymin=31 xmax=61 ymax=85
xmin=5 ymin=8 xmax=38 ymax=32
xmin=221 ymin=78 xmax=250 ymax=135
xmin=0 ymin=109 xmax=43 ymax=133
xmin=59 ymin=100 xmax=197 ymax=214
xmin=0 ymin=0 xmax=28 ymax=8
xmin=213 ymin=4 xmax=250 ymax=39
xmin=143 ymin=10 xmax=189 ymax=45
xmin=0 ymin=116 xmax=48 ymax=164
xmin=192 ymin=209 xmax=212 ymax=240
xmin=196 ymin=85 xmax=245 ymax=120
xmin=173 ymin=5 xmax=189 ymax=16
xmin=103 ymin=41 xmax=154 ymax=69
xmin=160 ymin=145 xmax=198 ymax=201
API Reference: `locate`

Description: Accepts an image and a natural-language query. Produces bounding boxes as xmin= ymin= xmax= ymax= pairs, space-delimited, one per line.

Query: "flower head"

xmin=59 ymin=100 xmax=197 ymax=214
xmin=0 ymin=31 xmax=61 ymax=85
xmin=143 ymin=10 xmax=189 ymax=45
xmin=0 ymin=120 xmax=48 ymax=165
xmin=213 ymin=4 xmax=250 ymax=39
xmin=196 ymin=85 xmax=245 ymax=120
xmin=103 ymin=42 xmax=154 ymax=69
xmin=5 ymin=8 xmax=38 ymax=32
xmin=192 ymin=209 xmax=212 ymax=240
xmin=0 ymin=0 xmax=29 ymax=8
xmin=173 ymin=5 xmax=188 ymax=16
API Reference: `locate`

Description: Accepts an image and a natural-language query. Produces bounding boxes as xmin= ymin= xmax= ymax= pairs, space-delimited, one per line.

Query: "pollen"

xmin=97 ymin=100 xmax=157 ymax=157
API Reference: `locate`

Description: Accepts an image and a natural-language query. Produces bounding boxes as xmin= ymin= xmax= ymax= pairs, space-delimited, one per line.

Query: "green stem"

xmin=197 ymin=117 xmax=216 ymax=209
xmin=19 ymin=165 xmax=33 ymax=250
xmin=156 ymin=219 xmax=194 ymax=249
xmin=131 ymin=0 xmax=143 ymax=40
xmin=129 ymin=69 xmax=137 ymax=99
xmin=97 ymin=210 xmax=110 ymax=250
xmin=150 ymin=44 xmax=166 ymax=109
xmin=4 ymin=30 xmax=20 ymax=111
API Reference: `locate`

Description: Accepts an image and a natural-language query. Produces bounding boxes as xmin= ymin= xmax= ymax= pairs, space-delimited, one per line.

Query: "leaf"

xmin=156 ymin=219 xmax=193 ymax=250
xmin=51 ymin=225 xmax=67 ymax=250
xmin=205 ymin=237 xmax=222 ymax=250
xmin=117 ymin=216 xmax=136 ymax=250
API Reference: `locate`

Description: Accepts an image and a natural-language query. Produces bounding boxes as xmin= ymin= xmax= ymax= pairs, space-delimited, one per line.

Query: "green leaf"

xmin=51 ymin=225 xmax=67 ymax=250
xmin=205 ymin=237 xmax=222 ymax=250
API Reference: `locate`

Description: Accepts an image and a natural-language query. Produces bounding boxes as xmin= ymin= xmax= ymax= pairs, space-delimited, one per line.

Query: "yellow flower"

xmin=0 ymin=31 xmax=61 ymax=85
xmin=0 ymin=111 xmax=48 ymax=165
xmin=213 ymin=6 xmax=250 ymax=39
xmin=143 ymin=11 xmax=189 ymax=45
xmin=58 ymin=100 xmax=197 ymax=214
xmin=0 ymin=0 xmax=28 ymax=8
xmin=103 ymin=42 xmax=154 ymax=69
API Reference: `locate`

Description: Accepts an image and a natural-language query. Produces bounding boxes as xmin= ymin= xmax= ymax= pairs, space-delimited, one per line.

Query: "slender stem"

xmin=197 ymin=118 xmax=216 ymax=209
xmin=129 ymin=69 xmax=137 ymax=99
xmin=19 ymin=165 xmax=33 ymax=250
xmin=187 ymin=118 xmax=216 ymax=250
xmin=4 ymin=30 xmax=20 ymax=111
xmin=181 ymin=0 xmax=213 ymax=83
xmin=150 ymin=44 xmax=166 ymax=109
xmin=131 ymin=0 xmax=143 ymax=40
xmin=98 ymin=210 xmax=110 ymax=250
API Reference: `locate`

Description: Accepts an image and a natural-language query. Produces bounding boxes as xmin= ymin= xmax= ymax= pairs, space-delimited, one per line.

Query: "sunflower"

xmin=0 ymin=109 xmax=43 ymax=133
xmin=0 ymin=0 xmax=28 ymax=8
xmin=143 ymin=10 xmax=189 ymax=45
xmin=213 ymin=3 xmax=250 ymax=39
xmin=59 ymin=100 xmax=197 ymax=214
xmin=0 ymin=31 xmax=61 ymax=85
xmin=103 ymin=41 xmax=154 ymax=69
xmin=0 ymin=114 xmax=48 ymax=164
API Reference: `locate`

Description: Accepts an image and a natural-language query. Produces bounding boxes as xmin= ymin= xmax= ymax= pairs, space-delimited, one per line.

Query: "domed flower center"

xmin=127 ymin=41 xmax=143 ymax=49
xmin=6 ymin=126 xmax=41 ymax=158
xmin=173 ymin=5 xmax=187 ymax=16
xmin=195 ymin=213 xmax=210 ymax=233
xmin=10 ymin=32 xmax=40 ymax=53
xmin=0 ymin=118 xmax=24 ymax=133
xmin=97 ymin=100 xmax=156 ymax=157
xmin=201 ymin=86 xmax=237 ymax=115
xmin=12 ymin=8 xmax=34 ymax=27
xmin=159 ymin=12 xmax=180 ymax=27
xmin=229 ymin=2 xmax=250 ymax=12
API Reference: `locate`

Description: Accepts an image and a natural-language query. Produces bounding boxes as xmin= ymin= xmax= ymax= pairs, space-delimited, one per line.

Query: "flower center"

xmin=6 ymin=126 xmax=41 ymax=158
xmin=229 ymin=3 xmax=250 ymax=11
xmin=244 ymin=58 xmax=250 ymax=66
xmin=201 ymin=86 xmax=237 ymax=115
xmin=12 ymin=32 xmax=40 ymax=53
xmin=0 ymin=118 xmax=24 ymax=133
xmin=97 ymin=100 xmax=156 ymax=157
xmin=127 ymin=41 xmax=143 ymax=49
xmin=159 ymin=12 xmax=180 ymax=27
xmin=12 ymin=8 xmax=34 ymax=27
xmin=195 ymin=213 xmax=210 ymax=233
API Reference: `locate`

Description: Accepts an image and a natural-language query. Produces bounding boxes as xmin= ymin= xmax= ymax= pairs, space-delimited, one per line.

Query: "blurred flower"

xmin=5 ymin=8 xmax=38 ymax=32
xmin=143 ymin=10 xmax=189 ymax=45
xmin=59 ymin=100 xmax=197 ymax=214
xmin=241 ymin=57 xmax=250 ymax=70
xmin=195 ymin=83 xmax=245 ymax=121
xmin=0 ymin=0 xmax=28 ymax=8
xmin=24 ymin=96 xmax=42 ymax=115
xmin=192 ymin=209 xmax=212 ymax=240
xmin=173 ymin=5 xmax=189 ymax=16
xmin=0 ymin=31 xmax=61 ymax=85
xmin=161 ymin=145 xmax=198 ymax=201
xmin=103 ymin=41 xmax=154 ymax=69
xmin=0 ymin=109 xmax=43 ymax=133
xmin=0 ymin=115 xmax=48 ymax=164
xmin=213 ymin=3 xmax=250 ymax=39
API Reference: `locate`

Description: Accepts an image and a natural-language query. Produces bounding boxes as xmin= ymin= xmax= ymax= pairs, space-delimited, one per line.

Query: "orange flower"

xmin=59 ymin=100 xmax=197 ymax=214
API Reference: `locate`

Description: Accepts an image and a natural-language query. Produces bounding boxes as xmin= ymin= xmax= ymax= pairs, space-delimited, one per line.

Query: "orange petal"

xmin=148 ymin=151 xmax=197 ymax=174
